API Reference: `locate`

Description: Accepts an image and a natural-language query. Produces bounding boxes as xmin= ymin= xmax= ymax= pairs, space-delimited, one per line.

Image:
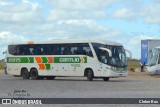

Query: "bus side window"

xmin=28 ymin=45 xmax=35 ymax=55
xmin=23 ymin=45 xmax=28 ymax=55
xmin=8 ymin=45 xmax=17 ymax=55
xmin=52 ymin=45 xmax=57 ymax=55
xmin=59 ymin=44 xmax=71 ymax=55
xmin=16 ymin=46 xmax=20 ymax=55
xmin=83 ymin=46 xmax=93 ymax=57
xmin=71 ymin=47 xmax=78 ymax=55
xmin=60 ymin=44 xmax=65 ymax=55
xmin=55 ymin=45 xmax=61 ymax=55
xmin=48 ymin=45 xmax=55 ymax=55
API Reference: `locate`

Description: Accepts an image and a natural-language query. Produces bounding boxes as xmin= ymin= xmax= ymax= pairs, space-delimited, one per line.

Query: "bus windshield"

xmin=148 ymin=49 xmax=160 ymax=67
xmin=92 ymin=43 xmax=127 ymax=67
xmin=108 ymin=46 xmax=127 ymax=67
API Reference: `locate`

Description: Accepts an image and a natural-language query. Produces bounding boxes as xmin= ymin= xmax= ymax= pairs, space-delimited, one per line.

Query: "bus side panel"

xmin=7 ymin=63 xmax=31 ymax=75
xmin=68 ymin=56 xmax=100 ymax=77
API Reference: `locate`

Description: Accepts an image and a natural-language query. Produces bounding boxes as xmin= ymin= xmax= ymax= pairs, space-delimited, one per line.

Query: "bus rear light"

xmin=28 ymin=41 xmax=34 ymax=44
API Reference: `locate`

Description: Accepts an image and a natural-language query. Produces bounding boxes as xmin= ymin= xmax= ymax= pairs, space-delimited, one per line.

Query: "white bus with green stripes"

xmin=5 ymin=39 xmax=131 ymax=81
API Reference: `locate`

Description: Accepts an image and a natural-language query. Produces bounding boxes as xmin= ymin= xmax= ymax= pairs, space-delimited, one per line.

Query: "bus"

xmin=5 ymin=39 xmax=131 ymax=81
xmin=147 ymin=46 xmax=160 ymax=74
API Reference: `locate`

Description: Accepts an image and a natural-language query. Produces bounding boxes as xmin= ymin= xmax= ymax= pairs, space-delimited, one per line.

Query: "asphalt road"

xmin=0 ymin=73 xmax=160 ymax=107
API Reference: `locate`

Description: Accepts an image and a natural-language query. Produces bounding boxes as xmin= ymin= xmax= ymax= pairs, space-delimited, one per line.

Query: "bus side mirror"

xmin=125 ymin=49 xmax=132 ymax=59
xmin=3 ymin=51 xmax=6 ymax=54
xmin=99 ymin=47 xmax=112 ymax=57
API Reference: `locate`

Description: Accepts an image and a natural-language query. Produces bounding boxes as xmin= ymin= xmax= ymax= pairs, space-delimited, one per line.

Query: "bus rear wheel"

xmin=21 ymin=68 xmax=30 ymax=79
xmin=30 ymin=68 xmax=39 ymax=80
xmin=103 ymin=77 xmax=109 ymax=81
xmin=87 ymin=69 xmax=94 ymax=81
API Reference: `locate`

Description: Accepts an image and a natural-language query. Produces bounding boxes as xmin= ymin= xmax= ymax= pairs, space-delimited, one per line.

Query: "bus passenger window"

xmin=8 ymin=45 xmax=17 ymax=55
xmin=29 ymin=46 xmax=34 ymax=55
xmin=71 ymin=47 xmax=78 ymax=55
xmin=83 ymin=47 xmax=93 ymax=57
xmin=60 ymin=47 xmax=65 ymax=55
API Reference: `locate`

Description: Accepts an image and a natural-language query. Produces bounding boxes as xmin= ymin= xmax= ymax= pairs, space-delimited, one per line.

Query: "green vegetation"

xmin=128 ymin=58 xmax=139 ymax=61
xmin=0 ymin=60 xmax=4 ymax=69
xmin=128 ymin=65 xmax=141 ymax=68
xmin=128 ymin=59 xmax=141 ymax=68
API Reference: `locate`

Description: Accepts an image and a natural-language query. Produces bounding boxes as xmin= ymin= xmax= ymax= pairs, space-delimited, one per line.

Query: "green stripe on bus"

xmin=45 ymin=64 xmax=50 ymax=70
xmin=7 ymin=57 xmax=34 ymax=63
xmin=83 ymin=57 xmax=87 ymax=63
xmin=7 ymin=56 xmax=87 ymax=64
xmin=42 ymin=57 xmax=48 ymax=63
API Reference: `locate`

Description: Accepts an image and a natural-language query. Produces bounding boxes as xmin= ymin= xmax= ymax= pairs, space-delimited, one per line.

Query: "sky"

xmin=0 ymin=0 xmax=160 ymax=59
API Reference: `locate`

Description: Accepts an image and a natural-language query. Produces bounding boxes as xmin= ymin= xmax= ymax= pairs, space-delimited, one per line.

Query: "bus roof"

xmin=9 ymin=39 xmax=123 ymax=46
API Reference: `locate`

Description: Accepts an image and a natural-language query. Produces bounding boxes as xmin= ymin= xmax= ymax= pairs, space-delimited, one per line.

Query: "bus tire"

xmin=30 ymin=68 xmax=39 ymax=80
xmin=87 ymin=69 xmax=94 ymax=81
xmin=21 ymin=68 xmax=30 ymax=79
xmin=46 ymin=76 xmax=55 ymax=80
xmin=103 ymin=77 xmax=109 ymax=81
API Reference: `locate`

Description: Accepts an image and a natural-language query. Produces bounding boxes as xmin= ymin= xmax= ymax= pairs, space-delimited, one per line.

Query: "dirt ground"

xmin=0 ymin=69 xmax=3 ymax=74
xmin=128 ymin=71 xmax=160 ymax=79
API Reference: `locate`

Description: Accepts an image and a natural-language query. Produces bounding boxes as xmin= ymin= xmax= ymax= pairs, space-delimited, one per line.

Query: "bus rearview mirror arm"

xmin=99 ymin=47 xmax=112 ymax=57
xmin=125 ymin=49 xmax=132 ymax=59
xmin=3 ymin=51 xmax=6 ymax=54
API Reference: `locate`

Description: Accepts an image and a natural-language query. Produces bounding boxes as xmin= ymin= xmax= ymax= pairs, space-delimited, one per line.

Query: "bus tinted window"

xmin=8 ymin=45 xmax=17 ymax=55
xmin=8 ymin=43 xmax=93 ymax=56
xmin=80 ymin=43 xmax=93 ymax=57
xmin=60 ymin=44 xmax=71 ymax=55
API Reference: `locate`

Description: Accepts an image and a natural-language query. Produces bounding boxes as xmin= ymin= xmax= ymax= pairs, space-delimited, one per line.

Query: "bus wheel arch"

xmin=84 ymin=68 xmax=94 ymax=81
xmin=30 ymin=68 xmax=39 ymax=80
xmin=21 ymin=67 xmax=30 ymax=79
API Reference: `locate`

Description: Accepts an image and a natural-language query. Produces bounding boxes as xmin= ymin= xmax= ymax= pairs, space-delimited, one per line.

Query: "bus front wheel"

xmin=30 ymin=68 xmax=39 ymax=80
xmin=21 ymin=68 xmax=30 ymax=79
xmin=87 ymin=69 xmax=94 ymax=81
xmin=103 ymin=77 xmax=109 ymax=81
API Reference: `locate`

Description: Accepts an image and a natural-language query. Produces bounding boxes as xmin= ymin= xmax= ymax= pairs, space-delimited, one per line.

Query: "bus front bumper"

xmin=102 ymin=70 xmax=128 ymax=77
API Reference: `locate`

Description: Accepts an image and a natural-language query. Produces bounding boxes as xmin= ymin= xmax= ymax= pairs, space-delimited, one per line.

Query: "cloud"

xmin=112 ymin=8 xmax=136 ymax=20
xmin=46 ymin=0 xmax=117 ymax=10
xmin=48 ymin=10 xmax=106 ymax=20
xmin=140 ymin=4 xmax=160 ymax=24
xmin=0 ymin=31 xmax=29 ymax=56
xmin=0 ymin=31 xmax=29 ymax=46
xmin=127 ymin=35 xmax=157 ymax=59
xmin=47 ymin=0 xmax=121 ymax=20
xmin=49 ymin=19 xmax=122 ymax=39
xmin=0 ymin=0 xmax=43 ymax=23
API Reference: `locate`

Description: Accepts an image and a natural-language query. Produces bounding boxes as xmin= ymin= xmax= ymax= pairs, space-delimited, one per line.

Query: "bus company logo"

xmin=141 ymin=44 xmax=148 ymax=48
xmin=54 ymin=57 xmax=87 ymax=63
xmin=2 ymin=99 xmax=11 ymax=104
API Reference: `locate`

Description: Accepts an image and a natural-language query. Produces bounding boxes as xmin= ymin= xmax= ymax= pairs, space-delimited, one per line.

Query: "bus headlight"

xmin=110 ymin=67 xmax=116 ymax=71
